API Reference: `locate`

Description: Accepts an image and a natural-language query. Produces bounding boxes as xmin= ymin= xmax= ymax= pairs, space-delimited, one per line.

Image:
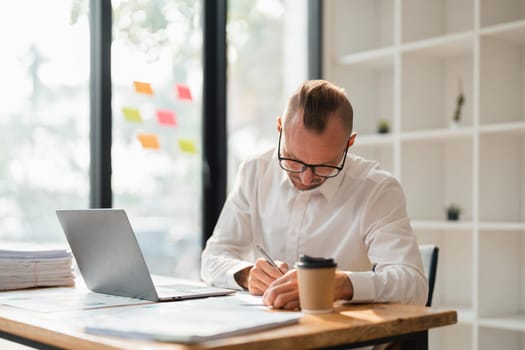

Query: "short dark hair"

xmin=283 ymin=80 xmax=353 ymax=134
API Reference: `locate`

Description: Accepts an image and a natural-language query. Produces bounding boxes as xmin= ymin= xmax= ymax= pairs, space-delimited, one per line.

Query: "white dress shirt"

xmin=201 ymin=148 xmax=428 ymax=305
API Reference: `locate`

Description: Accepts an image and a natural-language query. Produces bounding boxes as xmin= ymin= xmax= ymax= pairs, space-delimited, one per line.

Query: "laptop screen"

xmin=56 ymin=209 xmax=159 ymax=301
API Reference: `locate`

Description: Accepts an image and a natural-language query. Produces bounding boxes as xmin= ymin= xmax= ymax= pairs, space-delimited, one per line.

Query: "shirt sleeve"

xmin=200 ymin=160 xmax=256 ymax=290
xmin=347 ymin=178 xmax=428 ymax=305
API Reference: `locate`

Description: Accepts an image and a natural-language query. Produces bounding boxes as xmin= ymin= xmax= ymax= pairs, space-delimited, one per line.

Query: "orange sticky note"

xmin=176 ymin=84 xmax=192 ymax=101
xmin=137 ymin=133 xmax=160 ymax=150
xmin=133 ymin=81 xmax=154 ymax=95
xmin=156 ymin=109 xmax=177 ymax=126
xmin=178 ymin=138 xmax=197 ymax=154
xmin=122 ymin=107 xmax=143 ymax=123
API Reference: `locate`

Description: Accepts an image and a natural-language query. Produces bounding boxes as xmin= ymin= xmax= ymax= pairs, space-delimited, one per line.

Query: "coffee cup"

xmin=296 ymin=255 xmax=337 ymax=314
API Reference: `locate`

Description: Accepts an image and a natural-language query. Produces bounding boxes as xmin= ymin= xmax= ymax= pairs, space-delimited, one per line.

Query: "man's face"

xmin=279 ymin=112 xmax=350 ymax=191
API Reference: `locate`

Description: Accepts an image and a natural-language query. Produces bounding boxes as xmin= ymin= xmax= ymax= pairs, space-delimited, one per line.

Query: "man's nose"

xmin=299 ymin=167 xmax=315 ymax=185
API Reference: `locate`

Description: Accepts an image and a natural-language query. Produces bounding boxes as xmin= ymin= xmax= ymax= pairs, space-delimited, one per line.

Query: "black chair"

xmin=419 ymin=244 xmax=439 ymax=307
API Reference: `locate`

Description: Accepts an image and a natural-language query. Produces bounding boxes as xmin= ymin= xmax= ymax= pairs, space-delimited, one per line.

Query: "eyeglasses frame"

xmin=277 ymin=130 xmax=349 ymax=178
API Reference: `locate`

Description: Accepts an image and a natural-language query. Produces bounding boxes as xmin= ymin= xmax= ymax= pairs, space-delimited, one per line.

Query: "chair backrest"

xmin=419 ymin=244 xmax=439 ymax=307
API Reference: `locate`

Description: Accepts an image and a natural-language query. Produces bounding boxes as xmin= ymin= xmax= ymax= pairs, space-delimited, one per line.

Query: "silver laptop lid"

xmin=56 ymin=209 xmax=159 ymax=301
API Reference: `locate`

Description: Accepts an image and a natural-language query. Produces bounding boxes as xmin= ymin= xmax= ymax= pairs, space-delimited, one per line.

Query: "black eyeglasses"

xmin=277 ymin=131 xmax=349 ymax=178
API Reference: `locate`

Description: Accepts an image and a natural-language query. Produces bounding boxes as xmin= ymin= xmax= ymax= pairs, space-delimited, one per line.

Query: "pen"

xmin=255 ymin=244 xmax=285 ymax=275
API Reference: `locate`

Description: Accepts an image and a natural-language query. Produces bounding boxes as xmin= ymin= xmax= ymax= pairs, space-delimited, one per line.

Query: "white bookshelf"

xmin=324 ymin=1 xmax=525 ymax=349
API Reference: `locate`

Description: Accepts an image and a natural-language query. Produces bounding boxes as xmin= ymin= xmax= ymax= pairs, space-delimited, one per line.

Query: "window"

xmin=112 ymin=0 xmax=203 ymax=279
xmin=227 ymin=0 xmax=308 ymax=189
xmin=0 ymin=0 xmax=310 ymax=281
xmin=0 ymin=1 xmax=90 ymax=245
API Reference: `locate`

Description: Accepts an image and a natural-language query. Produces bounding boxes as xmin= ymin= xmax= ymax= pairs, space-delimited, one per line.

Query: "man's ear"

xmin=348 ymin=132 xmax=357 ymax=148
xmin=276 ymin=116 xmax=282 ymax=133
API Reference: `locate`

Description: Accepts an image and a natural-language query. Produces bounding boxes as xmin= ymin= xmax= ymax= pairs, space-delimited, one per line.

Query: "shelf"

xmin=480 ymin=26 xmax=525 ymax=125
xmin=402 ymin=0 xmax=473 ymax=43
xmin=480 ymin=314 xmax=525 ymax=332
xmin=331 ymin=69 xmax=393 ymax=136
xmin=479 ymin=327 xmax=525 ymax=350
xmin=429 ymin=322 xmax=473 ymax=350
xmin=480 ymin=19 xmax=525 ymax=44
xmin=402 ymin=31 xmax=473 ymax=59
xmin=351 ymin=141 xmax=394 ymax=175
xmin=479 ymin=121 xmax=525 ymax=135
xmin=338 ymin=47 xmax=394 ymax=70
xmin=355 ymin=134 xmax=394 ymax=146
xmin=402 ymin=45 xmax=473 ymax=131
xmin=479 ymin=232 xmax=525 ymax=317
xmin=416 ymin=230 xmax=473 ymax=312
xmin=412 ymin=220 xmax=472 ymax=231
xmin=480 ymin=134 xmax=525 ymax=222
xmin=479 ymin=222 xmax=525 ymax=231
xmin=325 ymin=2 xmax=525 ymax=349
xmin=402 ymin=140 xmax=473 ymax=221
xmin=401 ymin=127 xmax=473 ymax=143
xmin=480 ymin=0 xmax=525 ymax=28
xmin=329 ymin=0 xmax=393 ymax=57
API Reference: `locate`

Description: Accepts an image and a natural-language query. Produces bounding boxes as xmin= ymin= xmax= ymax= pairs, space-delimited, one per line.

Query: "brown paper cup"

xmin=297 ymin=263 xmax=336 ymax=314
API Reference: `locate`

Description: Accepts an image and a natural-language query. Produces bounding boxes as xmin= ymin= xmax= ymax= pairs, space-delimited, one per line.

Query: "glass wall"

xmin=0 ymin=0 xmax=307 ymax=280
xmin=112 ymin=0 xmax=203 ymax=279
xmin=227 ymin=0 xmax=308 ymax=189
xmin=0 ymin=1 xmax=90 ymax=245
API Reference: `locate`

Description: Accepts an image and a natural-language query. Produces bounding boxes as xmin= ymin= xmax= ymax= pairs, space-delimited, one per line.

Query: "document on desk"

xmin=0 ymin=287 xmax=151 ymax=312
xmin=83 ymin=293 xmax=302 ymax=343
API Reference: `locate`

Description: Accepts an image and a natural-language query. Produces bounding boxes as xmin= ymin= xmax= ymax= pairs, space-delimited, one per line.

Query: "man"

xmin=201 ymin=80 xmax=427 ymax=309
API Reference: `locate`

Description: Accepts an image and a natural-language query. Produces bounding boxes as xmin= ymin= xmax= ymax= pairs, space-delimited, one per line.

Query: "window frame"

xmin=89 ymin=0 xmax=322 ymax=247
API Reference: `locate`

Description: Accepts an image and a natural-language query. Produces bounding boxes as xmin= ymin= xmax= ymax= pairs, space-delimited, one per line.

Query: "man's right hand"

xmin=234 ymin=258 xmax=288 ymax=295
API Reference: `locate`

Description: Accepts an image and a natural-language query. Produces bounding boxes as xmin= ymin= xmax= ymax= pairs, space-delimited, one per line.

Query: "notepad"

xmin=84 ymin=294 xmax=302 ymax=343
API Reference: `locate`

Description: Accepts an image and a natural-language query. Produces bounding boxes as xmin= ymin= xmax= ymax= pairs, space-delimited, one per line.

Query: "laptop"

xmin=56 ymin=209 xmax=235 ymax=302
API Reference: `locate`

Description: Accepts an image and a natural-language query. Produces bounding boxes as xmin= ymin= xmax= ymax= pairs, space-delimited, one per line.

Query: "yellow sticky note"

xmin=133 ymin=81 xmax=154 ymax=95
xmin=122 ymin=107 xmax=143 ymax=123
xmin=137 ymin=133 xmax=160 ymax=150
xmin=178 ymin=139 xmax=197 ymax=154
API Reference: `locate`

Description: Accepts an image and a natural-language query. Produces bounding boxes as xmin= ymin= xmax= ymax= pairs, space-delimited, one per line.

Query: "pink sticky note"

xmin=176 ymin=84 xmax=193 ymax=101
xmin=156 ymin=109 xmax=177 ymax=126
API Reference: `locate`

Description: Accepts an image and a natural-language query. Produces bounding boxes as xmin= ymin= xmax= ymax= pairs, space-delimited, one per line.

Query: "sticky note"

xmin=133 ymin=81 xmax=154 ymax=95
xmin=122 ymin=107 xmax=143 ymax=123
xmin=156 ymin=109 xmax=177 ymax=126
xmin=176 ymin=84 xmax=193 ymax=101
xmin=178 ymin=138 xmax=197 ymax=154
xmin=137 ymin=133 xmax=160 ymax=150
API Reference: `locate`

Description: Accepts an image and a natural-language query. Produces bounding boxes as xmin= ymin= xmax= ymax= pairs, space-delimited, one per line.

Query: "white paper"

xmin=0 ymin=245 xmax=75 ymax=291
xmin=0 ymin=287 xmax=151 ymax=312
xmin=83 ymin=294 xmax=302 ymax=343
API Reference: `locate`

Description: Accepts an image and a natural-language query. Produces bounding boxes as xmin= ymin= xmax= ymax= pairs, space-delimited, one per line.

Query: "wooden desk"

xmin=0 ymin=299 xmax=456 ymax=350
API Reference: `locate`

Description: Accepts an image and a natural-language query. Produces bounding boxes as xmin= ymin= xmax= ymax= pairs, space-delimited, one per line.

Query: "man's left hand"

xmin=262 ymin=269 xmax=300 ymax=310
xmin=262 ymin=270 xmax=354 ymax=310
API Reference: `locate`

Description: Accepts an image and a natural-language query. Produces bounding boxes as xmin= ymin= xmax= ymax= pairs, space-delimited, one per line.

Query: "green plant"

xmin=377 ymin=119 xmax=390 ymax=134
xmin=445 ymin=203 xmax=462 ymax=221
xmin=453 ymin=79 xmax=465 ymax=123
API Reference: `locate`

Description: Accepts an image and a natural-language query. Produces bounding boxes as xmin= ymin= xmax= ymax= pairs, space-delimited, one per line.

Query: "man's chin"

xmin=290 ymin=178 xmax=324 ymax=191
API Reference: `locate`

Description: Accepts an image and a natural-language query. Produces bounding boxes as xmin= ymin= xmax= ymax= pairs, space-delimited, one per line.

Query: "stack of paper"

xmin=0 ymin=248 xmax=75 ymax=291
